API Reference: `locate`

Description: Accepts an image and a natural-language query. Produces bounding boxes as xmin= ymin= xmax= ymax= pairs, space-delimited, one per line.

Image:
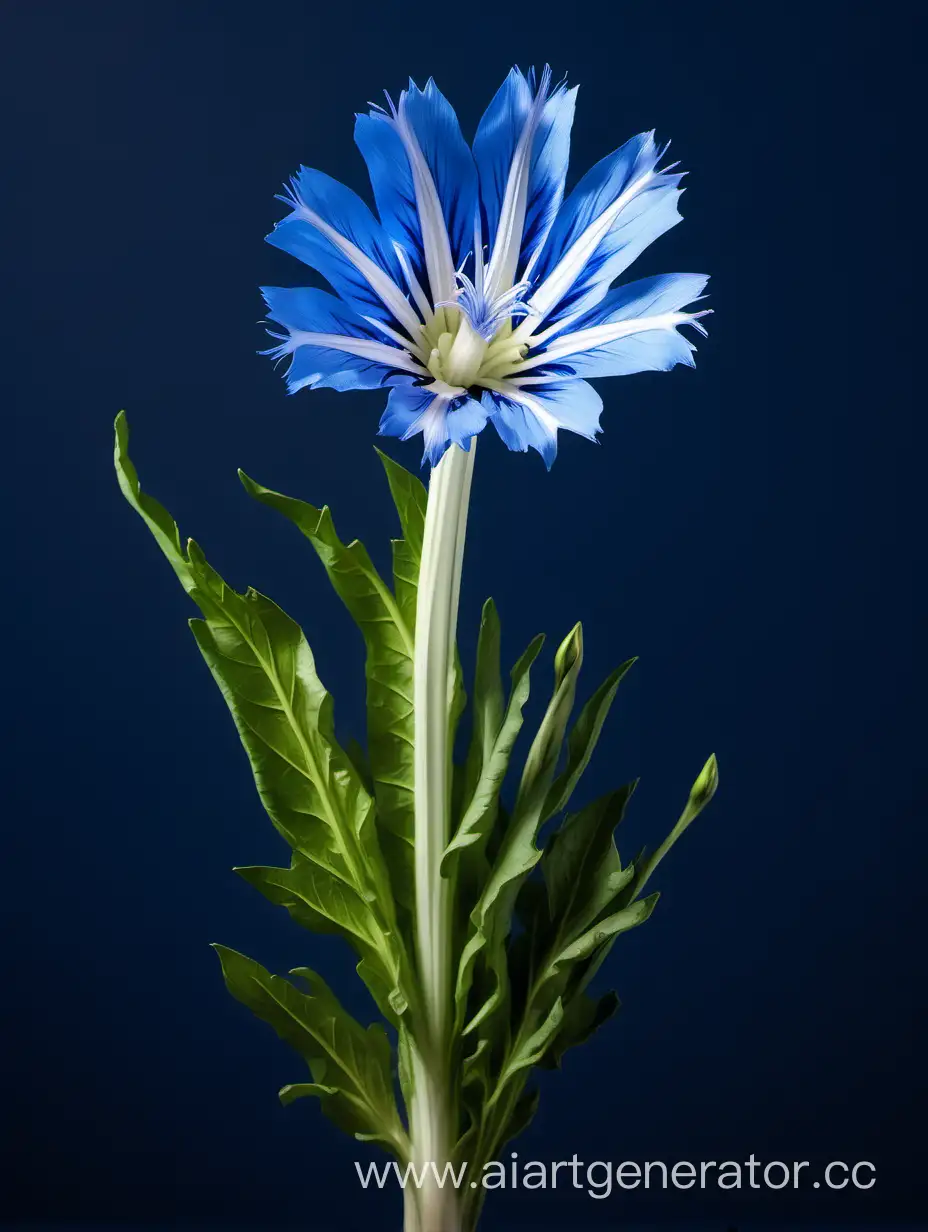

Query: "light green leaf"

xmin=626 ymin=753 xmax=719 ymax=901
xmin=213 ymin=945 xmax=407 ymax=1156
xmin=115 ymin=415 xmax=389 ymax=911
xmin=237 ymin=470 xmax=417 ymax=908
xmin=375 ymin=447 xmax=427 ymax=562
xmin=235 ymin=855 xmax=407 ymax=1020
xmin=375 ymin=448 xmax=426 ymax=636
xmin=496 ymin=998 xmax=565 ymax=1088
xmin=548 ymin=894 xmax=659 ymax=972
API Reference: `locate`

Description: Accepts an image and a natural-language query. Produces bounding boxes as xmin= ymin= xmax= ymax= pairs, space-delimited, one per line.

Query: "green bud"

xmin=553 ymin=621 xmax=583 ymax=687
xmin=687 ymin=753 xmax=719 ymax=815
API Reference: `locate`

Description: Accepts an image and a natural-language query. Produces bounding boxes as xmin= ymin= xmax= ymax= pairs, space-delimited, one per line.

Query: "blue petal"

xmin=534 ymin=272 xmax=709 ymax=377
xmin=473 ymin=67 xmax=576 ymax=280
xmin=266 ymin=166 xmax=408 ymax=324
xmin=401 ymin=79 xmax=478 ymax=268
xmin=355 ymin=111 xmax=424 ymax=281
xmin=262 ymin=284 xmax=375 ymax=335
xmin=530 ymin=133 xmax=684 ymax=322
xmin=555 ymin=328 xmax=698 ymax=379
xmin=484 ymin=391 xmax=558 ymax=467
xmin=565 ymin=272 xmax=710 ymax=331
xmin=379 ymin=384 xmax=488 ymax=465
xmin=478 ymin=376 xmax=601 ymax=468
xmin=261 ymin=286 xmax=408 ymax=394
xmin=528 ymin=378 xmax=603 ymax=440
xmin=482 ymin=379 xmax=602 ymax=468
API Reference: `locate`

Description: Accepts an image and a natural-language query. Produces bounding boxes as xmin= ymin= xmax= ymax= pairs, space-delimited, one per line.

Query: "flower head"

xmin=261 ymin=67 xmax=710 ymax=467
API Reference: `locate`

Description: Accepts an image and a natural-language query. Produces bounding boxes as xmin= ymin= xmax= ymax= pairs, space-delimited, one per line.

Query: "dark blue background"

xmin=2 ymin=0 xmax=923 ymax=1227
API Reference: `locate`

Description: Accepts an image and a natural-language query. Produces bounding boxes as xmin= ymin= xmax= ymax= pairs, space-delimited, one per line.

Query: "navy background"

xmin=2 ymin=0 xmax=923 ymax=1227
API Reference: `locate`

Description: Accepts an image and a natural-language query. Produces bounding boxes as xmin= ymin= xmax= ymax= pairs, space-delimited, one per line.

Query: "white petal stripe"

xmin=294 ymin=204 xmax=424 ymax=340
xmin=515 ymin=169 xmax=656 ymax=331
xmin=289 ymin=329 xmax=429 ymax=375
xmin=485 ymin=70 xmax=550 ymax=300
xmin=481 ymin=377 xmax=560 ymax=439
xmin=515 ymin=310 xmax=699 ymax=372
xmin=393 ymin=100 xmax=458 ymax=304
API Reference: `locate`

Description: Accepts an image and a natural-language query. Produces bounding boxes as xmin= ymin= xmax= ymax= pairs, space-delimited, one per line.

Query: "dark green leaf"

xmin=536 ymin=991 xmax=620 ymax=1070
xmin=444 ymin=610 xmax=545 ymax=878
xmin=455 ymin=624 xmax=584 ymax=1038
xmin=543 ymin=784 xmax=638 ymax=941
xmin=543 ymin=658 xmax=636 ymax=821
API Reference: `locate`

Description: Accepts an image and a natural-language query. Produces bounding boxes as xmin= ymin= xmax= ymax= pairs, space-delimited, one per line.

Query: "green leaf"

xmin=113 ymin=410 xmax=197 ymax=593
xmin=375 ymin=449 xmax=426 ymax=636
xmin=375 ymin=447 xmax=427 ymax=562
xmin=455 ymin=624 xmax=584 ymax=1038
xmin=625 ymin=753 xmax=719 ymax=901
xmin=238 ymin=471 xmax=417 ymax=909
xmin=542 ymin=785 xmax=638 ymax=943
xmin=345 ymin=737 xmax=373 ymax=793
xmin=235 ymin=855 xmax=407 ymax=1019
xmin=116 ymin=415 xmax=390 ymax=910
xmin=444 ymin=606 xmax=545 ymax=878
xmin=497 ymin=1084 xmax=540 ymax=1149
xmin=536 ymin=991 xmax=620 ymax=1070
xmin=212 ymin=945 xmax=407 ymax=1156
xmin=548 ymin=893 xmax=659 ymax=972
xmin=543 ymin=658 xmax=636 ymax=821
xmin=497 ymin=997 xmax=565 ymax=1087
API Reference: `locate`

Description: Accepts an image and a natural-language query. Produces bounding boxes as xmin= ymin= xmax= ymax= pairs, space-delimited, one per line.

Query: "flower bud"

xmin=687 ymin=753 xmax=719 ymax=814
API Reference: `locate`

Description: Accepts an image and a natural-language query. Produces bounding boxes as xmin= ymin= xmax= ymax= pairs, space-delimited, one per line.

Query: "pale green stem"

xmin=409 ymin=438 xmax=476 ymax=1232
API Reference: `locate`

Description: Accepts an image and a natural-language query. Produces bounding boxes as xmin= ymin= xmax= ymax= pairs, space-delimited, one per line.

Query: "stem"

xmin=410 ymin=438 xmax=476 ymax=1232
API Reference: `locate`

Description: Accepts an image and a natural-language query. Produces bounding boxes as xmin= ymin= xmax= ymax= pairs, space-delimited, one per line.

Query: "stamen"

xmin=437 ymin=271 xmax=535 ymax=342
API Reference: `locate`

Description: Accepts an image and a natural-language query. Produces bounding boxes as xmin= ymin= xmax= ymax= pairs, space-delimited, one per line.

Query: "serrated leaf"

xmin=115 ymin=416 xmax=391 ymax=914
xmin=235 ymin=856 xmax=406 ymax=1020
xmin=213 ymin=945 xmax=407 ymax=1156
xmin=238 ymin=470 xmax=417 ymax=909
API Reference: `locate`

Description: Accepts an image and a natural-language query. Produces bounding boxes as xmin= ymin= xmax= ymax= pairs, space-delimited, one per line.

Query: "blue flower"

xmin=261 ymin=66 xmax=710 ymax=467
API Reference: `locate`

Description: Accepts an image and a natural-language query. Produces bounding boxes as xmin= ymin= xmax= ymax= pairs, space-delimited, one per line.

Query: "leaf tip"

xmin=238 ymin=468 xmax=259 ymax=495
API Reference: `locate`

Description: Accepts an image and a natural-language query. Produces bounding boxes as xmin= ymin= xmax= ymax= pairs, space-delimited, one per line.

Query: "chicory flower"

xmin=262 ymin=66 xmax=710 ymax=466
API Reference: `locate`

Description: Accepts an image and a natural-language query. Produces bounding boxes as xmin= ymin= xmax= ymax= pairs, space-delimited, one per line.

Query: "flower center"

xmin=423 ymin=305 xmax=531 ymax=390
xmin=423 ymin=313 xmax=531 ymax=388
xmin=424 ymin=311 xmax=487 ymax=387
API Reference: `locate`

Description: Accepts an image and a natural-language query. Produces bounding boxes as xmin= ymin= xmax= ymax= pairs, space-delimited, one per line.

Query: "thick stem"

xmin=409 ymin=439 xmax=476 ymax=1232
